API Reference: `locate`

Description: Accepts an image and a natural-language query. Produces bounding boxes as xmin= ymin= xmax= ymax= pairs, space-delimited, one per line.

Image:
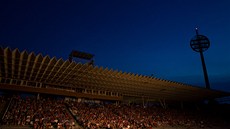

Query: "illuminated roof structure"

xmin=0 ymin=47 xmax=229 ymax=101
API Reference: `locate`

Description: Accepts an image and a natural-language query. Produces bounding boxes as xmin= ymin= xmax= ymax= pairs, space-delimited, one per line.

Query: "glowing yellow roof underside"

xmin=0 ymin=47 xmax=229 ymax=101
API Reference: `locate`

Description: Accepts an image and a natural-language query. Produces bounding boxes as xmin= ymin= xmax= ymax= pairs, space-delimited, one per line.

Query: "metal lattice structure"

xmin=0 ymin=47 xmax=229 ymax=101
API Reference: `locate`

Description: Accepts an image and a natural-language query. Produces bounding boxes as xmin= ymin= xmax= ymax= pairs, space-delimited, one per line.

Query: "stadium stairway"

xmin=0 ymin=97 xmax=12 ymax=120
xmin=64 ymin=103 xmax=83 ymax=129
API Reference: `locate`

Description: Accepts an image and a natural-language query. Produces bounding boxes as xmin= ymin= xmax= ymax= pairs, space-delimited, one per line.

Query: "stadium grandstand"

xmin=0 ymin=47 xmax=230 ymax=129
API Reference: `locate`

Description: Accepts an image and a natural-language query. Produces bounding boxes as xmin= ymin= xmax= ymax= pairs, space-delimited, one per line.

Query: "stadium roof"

xmin=0 ymin=47 xmax=229 ymax=101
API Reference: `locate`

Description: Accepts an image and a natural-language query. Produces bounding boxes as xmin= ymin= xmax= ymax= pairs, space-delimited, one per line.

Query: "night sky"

xmin=0 ymin=0 xmax=230 ymax=92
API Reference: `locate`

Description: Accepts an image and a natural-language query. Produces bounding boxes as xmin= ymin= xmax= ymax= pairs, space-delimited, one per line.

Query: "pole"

xmin=199 ymin=51 xmax=210 ymax=89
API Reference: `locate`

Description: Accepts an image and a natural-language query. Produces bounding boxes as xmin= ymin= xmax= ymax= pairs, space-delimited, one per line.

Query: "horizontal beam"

xmin=0 ymin=83 xmax=123 ymax=101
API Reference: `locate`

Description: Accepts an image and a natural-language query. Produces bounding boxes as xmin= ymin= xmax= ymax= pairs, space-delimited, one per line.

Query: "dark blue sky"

xmin=0 ymin=0 xmax=230 ymax=92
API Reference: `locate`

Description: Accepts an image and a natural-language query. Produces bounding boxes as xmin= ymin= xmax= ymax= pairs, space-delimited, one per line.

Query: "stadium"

xmin=0 ymin=47 xmax=230 ymax=129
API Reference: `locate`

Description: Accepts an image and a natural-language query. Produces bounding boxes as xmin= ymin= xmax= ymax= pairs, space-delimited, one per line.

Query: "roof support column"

xmin=37 ymin=93 xmax=40 ymax=100
xmin=142 ymin=96 xmax=145 ymax=108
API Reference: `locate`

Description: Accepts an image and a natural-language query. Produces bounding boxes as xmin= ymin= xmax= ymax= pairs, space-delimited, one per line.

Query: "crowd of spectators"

xmin=1 ymin=96 xmax=76 ymax=129
xmin=68 ymin=101 xmax=229 ymax=129
xmin=1 ymin=95 xmax=229 ymax=129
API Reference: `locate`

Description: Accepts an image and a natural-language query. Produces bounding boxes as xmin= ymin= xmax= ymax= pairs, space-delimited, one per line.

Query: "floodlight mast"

xmin=190 ymin=28 xmax=210 ymax=89
xmin=69 ymin=50 xmax=94 ymax=65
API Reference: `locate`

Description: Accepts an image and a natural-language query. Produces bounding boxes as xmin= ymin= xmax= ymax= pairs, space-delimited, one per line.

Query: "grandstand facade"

xmin=0 ymin=47 xmax=229 ymax=103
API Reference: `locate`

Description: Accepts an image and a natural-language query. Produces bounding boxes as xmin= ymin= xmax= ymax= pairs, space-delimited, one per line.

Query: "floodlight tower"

xmin=190 ymin=28 xmax=210 ymax=89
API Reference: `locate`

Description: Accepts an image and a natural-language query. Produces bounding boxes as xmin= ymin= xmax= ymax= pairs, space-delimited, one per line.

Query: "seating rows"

xmin=67 ymin=102 xmax=229 ymax=129
xmin=1 ymin=95 xmax=229 ymax=129
xmin=2 ymin=96 xmax=76 ymax=129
